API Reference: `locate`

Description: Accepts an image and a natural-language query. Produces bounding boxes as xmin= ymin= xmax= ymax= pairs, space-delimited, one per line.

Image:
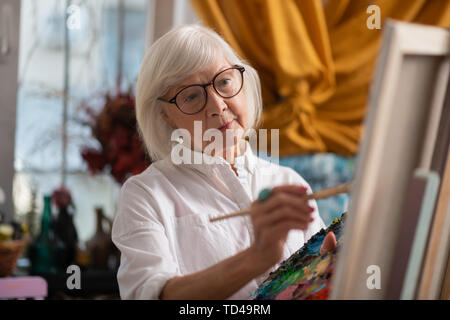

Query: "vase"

xmin=86 ymin=207 xmax=113 ymax=270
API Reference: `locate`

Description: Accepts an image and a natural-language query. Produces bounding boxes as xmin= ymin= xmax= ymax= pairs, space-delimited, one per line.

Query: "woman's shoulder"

xmin=119 ymin=159 xmax=173 ymax=197
xmin=114 ymin=160 xmax=175 ymax=228
xmin=123 ymin=158 xmax=176 ymax=185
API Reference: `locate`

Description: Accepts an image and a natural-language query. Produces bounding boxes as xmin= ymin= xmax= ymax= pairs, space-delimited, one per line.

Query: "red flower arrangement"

xmin=80 ymin=90 xmax=151 ymax=184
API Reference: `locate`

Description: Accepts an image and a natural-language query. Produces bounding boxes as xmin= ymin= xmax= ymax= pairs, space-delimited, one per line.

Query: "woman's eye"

xmin=218 ymin=78 xmax=231 ymax=87
xmin=184 ymin=94 xmax=198 ymax=102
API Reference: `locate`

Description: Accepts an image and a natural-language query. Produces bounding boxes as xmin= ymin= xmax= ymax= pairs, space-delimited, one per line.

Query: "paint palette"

xmin=249 ymin=213 xmax=346 ymax=300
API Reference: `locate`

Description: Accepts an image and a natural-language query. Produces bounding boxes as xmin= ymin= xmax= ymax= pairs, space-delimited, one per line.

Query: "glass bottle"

xmin=53 ymin=204 xmax=78 ymax=267
xmin=29 ymin=195 xmax=56 ymax=274
xmin=86 ymin=207 xmax=112 ymax=269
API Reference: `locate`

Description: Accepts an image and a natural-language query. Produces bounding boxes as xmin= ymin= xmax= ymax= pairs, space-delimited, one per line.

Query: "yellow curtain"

xmin=190 ymin=0 xmax=450 ymax=156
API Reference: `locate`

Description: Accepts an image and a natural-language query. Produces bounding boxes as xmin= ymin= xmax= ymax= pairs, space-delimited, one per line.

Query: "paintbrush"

xmin=209 ymin=181 xmax=353 ymax=223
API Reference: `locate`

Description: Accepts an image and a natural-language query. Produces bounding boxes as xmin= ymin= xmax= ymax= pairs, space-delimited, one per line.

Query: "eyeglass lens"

xmin=176 ymin=68 xmax=242 ymax=114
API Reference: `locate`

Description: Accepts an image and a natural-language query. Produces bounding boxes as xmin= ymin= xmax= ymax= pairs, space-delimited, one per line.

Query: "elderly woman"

xmin=111 ymin=25 xmax=336 ymax=300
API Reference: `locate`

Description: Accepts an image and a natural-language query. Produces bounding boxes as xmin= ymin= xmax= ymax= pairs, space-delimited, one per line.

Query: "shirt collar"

xmin=166 ymin=139 xmax=256 ymax=176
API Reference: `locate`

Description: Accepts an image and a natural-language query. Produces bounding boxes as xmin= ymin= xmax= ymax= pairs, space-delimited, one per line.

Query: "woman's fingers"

xmin=256 ymin=190 xmax=313 ymax=216
xmin=259 ymin=219 xmax=309 ymax=246
xmin=320 ymin=231 xmax=337 ymax=255
xmin=253 ymin=205 xmax=313 ymax=231
xmin=250 ymin=185 xmax=318 ymax=256
xmin=270 ymin=184 xmax=308 ymax=196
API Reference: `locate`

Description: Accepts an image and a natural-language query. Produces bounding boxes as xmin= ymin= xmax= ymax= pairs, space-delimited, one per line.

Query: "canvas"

xmin=330 ymin=20 xmax=450 ymax=299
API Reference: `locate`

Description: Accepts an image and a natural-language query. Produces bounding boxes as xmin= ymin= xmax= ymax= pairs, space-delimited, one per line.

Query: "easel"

xmin=330 ymin=20 xmax=450 ymax=300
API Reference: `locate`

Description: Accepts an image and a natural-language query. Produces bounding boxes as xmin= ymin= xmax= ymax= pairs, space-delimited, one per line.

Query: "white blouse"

xmin=111 ymin=140 xmax=326 ymax=300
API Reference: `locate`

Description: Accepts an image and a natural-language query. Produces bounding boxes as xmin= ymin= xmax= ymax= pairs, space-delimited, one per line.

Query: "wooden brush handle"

xmin=209 ymin=181 xmax=352 ymax=223
xmin=304 ymin=182 xmax=352 ymax=200
xmin=209 ymin=209 xmax=250 ymax=222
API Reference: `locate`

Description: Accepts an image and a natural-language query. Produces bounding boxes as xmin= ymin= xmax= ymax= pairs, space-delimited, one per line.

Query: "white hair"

xmin=135 ymin=24 xmax=263 ymax=161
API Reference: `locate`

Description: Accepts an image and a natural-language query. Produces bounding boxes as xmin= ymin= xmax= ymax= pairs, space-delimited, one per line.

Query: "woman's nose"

xmin=205 ymin=86 xmax=227 ymax=117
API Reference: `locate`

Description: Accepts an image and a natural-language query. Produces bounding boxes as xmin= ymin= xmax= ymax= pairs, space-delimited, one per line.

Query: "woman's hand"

xmin=320 ymin=231 xmax=337 ymax=255
xmin=248 ymin=185 xmax=315 ymax=272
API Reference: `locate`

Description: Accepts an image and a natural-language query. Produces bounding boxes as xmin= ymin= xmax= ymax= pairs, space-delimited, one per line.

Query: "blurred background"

xmin=0 ymin=0 xmax=448 ymax=299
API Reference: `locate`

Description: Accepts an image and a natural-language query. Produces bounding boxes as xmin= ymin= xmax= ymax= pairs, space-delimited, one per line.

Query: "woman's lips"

xmin=218 ymin=120 xmax=234 ymax=131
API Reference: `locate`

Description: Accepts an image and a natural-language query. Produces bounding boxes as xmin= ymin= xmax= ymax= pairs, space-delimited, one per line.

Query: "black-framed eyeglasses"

xmin=158 ymin=65 xmax=245 ymax=115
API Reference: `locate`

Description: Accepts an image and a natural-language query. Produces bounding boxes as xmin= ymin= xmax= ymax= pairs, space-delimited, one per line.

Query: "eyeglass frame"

xmin=157 ymin=65 xmax=246 ymax=115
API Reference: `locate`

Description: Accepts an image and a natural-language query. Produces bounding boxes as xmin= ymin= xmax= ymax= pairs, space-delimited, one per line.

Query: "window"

xmin=14 ymin=0 xmax=148 ymax=243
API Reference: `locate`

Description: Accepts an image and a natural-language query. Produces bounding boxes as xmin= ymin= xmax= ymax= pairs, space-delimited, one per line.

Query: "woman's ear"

xmin=161 ymin=110 xmax=177 ymax=128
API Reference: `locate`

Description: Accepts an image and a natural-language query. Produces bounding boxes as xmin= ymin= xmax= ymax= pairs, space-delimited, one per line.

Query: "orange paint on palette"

xmin=306 ymin=286 xmax=330 ymax=300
